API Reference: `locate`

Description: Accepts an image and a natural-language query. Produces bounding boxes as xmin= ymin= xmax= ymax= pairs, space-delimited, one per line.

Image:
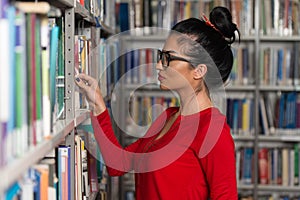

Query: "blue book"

xmin=278 ymin=94 xmax=286 ymax=129
xmin=226 ymin=98 xmax=233 ymax=129
xmin=34 ymin=168 xmax=41 ymax=200
xmin=6 ymin=6 xmax=16 ymax=160
xmin=286 ymin=92 xmax=297 ymax=128
xmin=0 ymin=0 xmax=8 ymax=18
xmin=49 ymin=26 xmax=59 ymax=119
xmin=119 ymin=3 xmax=129 ymax=31
xmin=232 ymin=99 xmax=239 ymax=133
xmin=277 ymin=49 xmax=284 ymax=84
xmin=5 ymin=183 xmax=20 ymax=200
xmin=242 ymin=148 xmax=253 ymax=184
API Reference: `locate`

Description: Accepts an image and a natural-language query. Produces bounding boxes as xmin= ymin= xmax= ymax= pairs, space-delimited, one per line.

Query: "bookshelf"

xmin=0 ymin=111 xmax=90 ymax=195
xmin=111 ymin=0 xmax=300 ymax=200
xmin=0 ymin=0 xmax=114 ymax=199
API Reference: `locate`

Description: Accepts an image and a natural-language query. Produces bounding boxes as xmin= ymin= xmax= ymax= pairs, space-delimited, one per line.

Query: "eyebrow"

xmin=161 ymin=50 xmax=178 ymax=54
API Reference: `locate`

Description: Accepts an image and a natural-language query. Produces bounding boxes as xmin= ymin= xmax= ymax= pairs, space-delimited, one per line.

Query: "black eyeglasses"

xmin=157 ymin=49 xmax=193 ymax=68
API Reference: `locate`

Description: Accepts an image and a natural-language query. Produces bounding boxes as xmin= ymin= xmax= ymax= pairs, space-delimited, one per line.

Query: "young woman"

xmin=75 ymin=6 xmax=240 ymax=200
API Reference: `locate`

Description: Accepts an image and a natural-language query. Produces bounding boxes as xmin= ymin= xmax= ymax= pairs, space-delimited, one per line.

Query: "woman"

xmin=76 ymin=6 xmax=240 ymax=200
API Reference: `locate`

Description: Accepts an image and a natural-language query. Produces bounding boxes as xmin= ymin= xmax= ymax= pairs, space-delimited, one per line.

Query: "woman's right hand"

xmin=75 ymin=73 xmax=106 ymax=116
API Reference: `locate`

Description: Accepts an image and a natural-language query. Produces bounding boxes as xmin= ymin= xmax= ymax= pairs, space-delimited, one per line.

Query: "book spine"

xmin=259 ymin=148 xmax=269 ymax=184
xmin=0 ymin=8 xmax=10 ymax=167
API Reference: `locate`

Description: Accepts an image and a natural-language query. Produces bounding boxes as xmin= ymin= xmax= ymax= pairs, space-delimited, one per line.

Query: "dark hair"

xmin=171 ymin=6 xmax=240 ymax=84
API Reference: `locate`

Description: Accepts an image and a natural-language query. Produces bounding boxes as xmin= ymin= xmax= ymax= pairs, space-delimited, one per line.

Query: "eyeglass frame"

xmin=157 ymin=49 xmax=194 ymax=69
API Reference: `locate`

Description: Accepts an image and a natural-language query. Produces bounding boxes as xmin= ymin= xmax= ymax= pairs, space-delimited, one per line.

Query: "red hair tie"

xmin=202 ymin=14 xmax=224 ymax=37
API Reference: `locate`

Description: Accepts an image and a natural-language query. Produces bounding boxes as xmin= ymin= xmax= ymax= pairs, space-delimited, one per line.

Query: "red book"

xmin=259 ymin=148 xmax=269 ymax=184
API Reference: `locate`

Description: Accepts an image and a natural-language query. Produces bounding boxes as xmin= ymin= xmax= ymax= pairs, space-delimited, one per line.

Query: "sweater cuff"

xmin=96 ymin=109 xmax=109 ymax=122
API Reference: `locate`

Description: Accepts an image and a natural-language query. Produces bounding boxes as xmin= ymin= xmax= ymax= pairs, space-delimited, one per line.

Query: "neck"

xmin=176 ymin=88 xmax=213 ymax=116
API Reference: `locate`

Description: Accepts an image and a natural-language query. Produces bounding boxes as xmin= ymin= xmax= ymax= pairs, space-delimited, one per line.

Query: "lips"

xmin=158 ymin=74 xmax=165 ymax=81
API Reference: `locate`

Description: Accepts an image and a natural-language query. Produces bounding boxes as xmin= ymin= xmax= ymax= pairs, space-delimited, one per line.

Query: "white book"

xmin=0 ymin=19 xmax=10 ymax=122
xmin=282 ymin=148 xmax=289 ymax=186
xmin=41 ymin=16 xmax=51 ymax=138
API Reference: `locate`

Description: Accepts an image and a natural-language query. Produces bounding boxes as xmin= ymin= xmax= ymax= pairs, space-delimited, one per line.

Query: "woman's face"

xmin=156 ymin=34 xmax=196 ymax=92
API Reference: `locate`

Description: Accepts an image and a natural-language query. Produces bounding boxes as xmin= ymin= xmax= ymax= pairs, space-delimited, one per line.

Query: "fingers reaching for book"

xmin=75 ymin=74 xmax=106 ymax=116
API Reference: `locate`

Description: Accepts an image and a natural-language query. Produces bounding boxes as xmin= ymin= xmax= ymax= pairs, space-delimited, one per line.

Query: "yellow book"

xmin=242 ymin=99 xmax=250 ymax=133
xmin=184 ymin=2 xmax=191 ymax=19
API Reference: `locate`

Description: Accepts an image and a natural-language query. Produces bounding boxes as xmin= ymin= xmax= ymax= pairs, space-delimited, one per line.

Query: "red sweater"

xmin=91 ymin=107 xmax=237 ymax=200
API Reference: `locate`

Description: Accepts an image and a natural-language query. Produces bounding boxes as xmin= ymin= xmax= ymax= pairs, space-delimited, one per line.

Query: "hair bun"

xmin=209 ymin=6 xmax=239 ymax=44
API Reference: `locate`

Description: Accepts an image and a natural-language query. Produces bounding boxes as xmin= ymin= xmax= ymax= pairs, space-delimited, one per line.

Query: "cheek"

xmin=163 ymin=68 xmax=193 ymax=89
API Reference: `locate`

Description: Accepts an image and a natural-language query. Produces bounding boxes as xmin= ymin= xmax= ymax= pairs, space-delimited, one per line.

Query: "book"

xmin=56 ymin=17 xmax=65 ymax=119
xmin=5 ymin=183 xmax=20 ymax=200
xmin=49 ymin=25 xmax=59 ymax=125
xmin=33 ymin=164 xmax=50 ymax=200
xmin=282 ymin=148 xmax=289 ymax=186
xmin=259 ymin=148 xmax=269 ymax=184
xmin=119 ymin=2 xmax=129 ymax=32
xmin=75 ymin=135 xmax=84 ymax=200
xmin=34 ymin=14 xmax=43 ymax=144
xmin=58 ymin=146 xmax=70 ymax=200
xmin=0 ymin=5 xmax=10 ymax=167
xmin=259 ymin=96 xmax=269 ymax=135
xmin=242 ymin=147 xmax=253 ymax=184
xmin=40 ymin=15 xmax=51 ymax=138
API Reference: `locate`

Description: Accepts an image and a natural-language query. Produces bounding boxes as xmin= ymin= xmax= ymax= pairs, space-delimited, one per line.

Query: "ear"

xmin=193 ymin=64 xmax=207 ymax=80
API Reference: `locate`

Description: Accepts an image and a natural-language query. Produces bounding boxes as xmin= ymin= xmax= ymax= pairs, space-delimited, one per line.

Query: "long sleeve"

xmin=91 ymin=109 xmax=142 ymax=176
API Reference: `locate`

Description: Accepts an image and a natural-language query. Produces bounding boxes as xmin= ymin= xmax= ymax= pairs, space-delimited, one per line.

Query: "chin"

xmin=159 ymin=84 xmax=171 ymax=91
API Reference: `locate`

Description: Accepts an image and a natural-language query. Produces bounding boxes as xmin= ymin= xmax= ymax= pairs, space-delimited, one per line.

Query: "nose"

xmin=156 ymin=60 xmax=163 ymax=70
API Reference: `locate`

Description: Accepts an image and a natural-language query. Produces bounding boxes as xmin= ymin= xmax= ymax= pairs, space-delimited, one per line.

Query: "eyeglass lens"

xmin=157 ymin=50 xmax=169 ymax=67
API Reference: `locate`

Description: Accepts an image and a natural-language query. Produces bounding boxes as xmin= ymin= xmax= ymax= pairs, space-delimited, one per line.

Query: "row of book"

xmin=260 ymin=0 xmax=300 ymax=36
xmin=104 ymin=44 xmax=300 ymax=88
xmin=125 ymin=95 xmax=179 ymax=139
xmin=3 ymin=133 xmax=108 ymax=200
xmin=259 ymin=92 xmax=300 ymax=135
xmin=231 ymin=44 xmax=300 ymax=87
xmin=0 ymin=4 xmax=63 ymax=167
xmin=260 ymin=46 xmax=300 ymax=86
xmin=4 ymin=157 xmax=57 ymax=200
xmin=123 ymin=91 xmax=300 ymax=138
xmin=237 ymin=145 xmax=300 ymax=187
xmin=115 ymin=0 xmax=255 ymax=36
xmin=241 ymin=194 xmax=300 ymax=200
xmin=124 ymin=49 xmax=158 ymax=85
xmin=97 ymin=44 xmax=158 ymax=93
xmin=172 ymin=0 xmax=254 ymax=36
xmin=258 ymin=146 xmax=300 ymax=187
xmin=75 ymin=0 xmax=114 ymax=29
xmin=203 ymin=0 xmax=300 ymax=37
xmin=226 ymin=96 xmax=255 ymax=136
xmin=236 ymin=147 xmax=254 ymax=185
xmin=230 ymin=47 xmax=254 ymax=85
xmin=115 ymin=0 xmax=300 ymax=37
xmin=74 ymin=34 xmax=93 ymax=111
xmin=115 ymin=0 xmax=170 ymax=33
